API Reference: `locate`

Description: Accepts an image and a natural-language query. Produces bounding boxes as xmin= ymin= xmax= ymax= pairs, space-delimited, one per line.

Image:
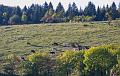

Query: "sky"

xmin=0 ymin=0 xmax=120 ymax=9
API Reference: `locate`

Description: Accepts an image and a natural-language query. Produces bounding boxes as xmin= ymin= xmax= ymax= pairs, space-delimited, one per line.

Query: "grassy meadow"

xmin=0 ymin=22 xmax=120 ymax=57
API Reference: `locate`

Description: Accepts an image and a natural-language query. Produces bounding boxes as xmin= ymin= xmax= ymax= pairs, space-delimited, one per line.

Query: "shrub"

xmin=2 ymin=54 xmax=20 ymax=75
xmin=27 ymin=52 xmax=53 ymax=76
xmin=84 ymin=47 xmax=117 ymax=76
xmin=56 ymin=50 xmax=85 ymax=76
xmin=18 ymin=61 xmax=34 ymax=76
xmin=2 ymin=63 xmax=14 ymax=75
xmin=28 ymin=52 xmax=49 ymax=63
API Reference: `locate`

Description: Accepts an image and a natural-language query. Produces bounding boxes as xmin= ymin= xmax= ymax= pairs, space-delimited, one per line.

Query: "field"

xmin=0 ymin=22 xmax=120 ymax=58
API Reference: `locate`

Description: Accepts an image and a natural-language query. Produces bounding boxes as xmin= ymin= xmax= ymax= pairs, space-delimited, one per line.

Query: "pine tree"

xmin=22 ymin=6 xmax=27 ymax=13
xmin=12 ymin=6 xmax=22 ymax=17
xmin=32 ymin=5 xmax=42 ymax=23
xmin=72 ymin=2 xmax=79 ymax=16
xmin=118 ymin=3 xmax=120 ymax=18
xmin=55 ymin=2 xmax=65 ymax=18
xmin=66 ymin=3 xmax=72 ymax=18
xmin=79 ymin=7 xmax=84 ymax=16
xmin=0 ymin=6 xmax=3 ymax=24
xmin=95 ymin=6 xmax=102 ymax=21
xmin=84 ymin=2 xmax=96 ymax=16
xmin=106 ymin=4 xmax=110 ymax=12
xmin=56 ymin=2 xmax=65 ymax=14
xmin=101 ymin=6 xmax=106 ymax=21
xmin=48 ymin=2 xmax=54 ymax=10
xmin=27 ymin=4 xmax=35 ymax=23
xmin=110 ymin=2 xmax=117 ymax=19
xmin=43 ymin=2 xmax=49 ymax=16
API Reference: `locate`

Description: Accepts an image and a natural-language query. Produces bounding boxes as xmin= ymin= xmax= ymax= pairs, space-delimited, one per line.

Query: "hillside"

xmin=0 ymin=22 xmax=120 ymax=57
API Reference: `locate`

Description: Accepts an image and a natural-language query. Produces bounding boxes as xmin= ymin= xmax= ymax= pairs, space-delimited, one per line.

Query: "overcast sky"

xmin=0 ymin=0 xmax=120 ymax=9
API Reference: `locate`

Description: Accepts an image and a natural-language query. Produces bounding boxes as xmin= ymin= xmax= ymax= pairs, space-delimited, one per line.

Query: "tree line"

xmin=0 ymin=1 xmax=120 ymax=25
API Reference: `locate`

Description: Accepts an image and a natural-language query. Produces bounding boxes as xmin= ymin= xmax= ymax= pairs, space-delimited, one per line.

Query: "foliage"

xmin=84 ymin=46 xmax=117 ymax=76
xmin=28 ymin=52 xmax=49 ymax=63
xmin=0 ymin=1 xmax=120 ymax=24
xmin=18 ymin=61 xmax=34 ymax=76
xmin=1 ymin=45 xmax=120 ymax=76
xmin=26 ymin=52 xmax=52 ymax=76
xmin=2 ymin=53 xmax=20 ymax=75
xmin=84 ymin=2 xmax=96 ymax=16
xmin=56 ymin=50 xmax=85 ymax=76
xmin=9 ymin=15 xmax=21 ymax=25
xmin=2 ymin=63 xmax=15 ymax=75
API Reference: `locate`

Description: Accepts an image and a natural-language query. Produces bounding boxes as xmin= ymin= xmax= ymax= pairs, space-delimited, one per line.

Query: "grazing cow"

xmin=20 ymin=56 xmax=25 ymax=61
xmin=52 ymin=42 xmax=59 ymax=46
xmin=27 ymin=42 xmax=31 ymax=45
xmin=50 ymin=51 xmax=55 ymax=54
xmin=31 ymin=50 xmax=36 ymax=53
xmin=84 ymin=46 xmax=90 ymax=50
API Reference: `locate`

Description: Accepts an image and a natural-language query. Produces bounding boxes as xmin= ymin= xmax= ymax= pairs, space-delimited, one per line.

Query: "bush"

xmin=84 ymin=47 xmax=117 ymax=76
xmin=2 ymin=63 xmax=14 ymax=75
xmin=56 ymin=50 xmax=85 ymax=76
xmin=21 ymin=53 xmax=52 ymax=76
xmin=18 ymin=61 xmax=34 ymax=76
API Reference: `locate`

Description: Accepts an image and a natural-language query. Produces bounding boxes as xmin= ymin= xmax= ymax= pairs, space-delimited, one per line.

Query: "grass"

xmin=0 ymin=22 xmax=120 ymax=57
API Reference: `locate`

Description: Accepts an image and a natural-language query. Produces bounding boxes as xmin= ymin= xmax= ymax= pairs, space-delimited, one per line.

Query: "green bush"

xmin=19 ymin=52 xmax=53 ymax=76
xmin=84 ymin=46 xmax=117 ymax=76
xmin=18 ymin=61 xmax=34 ymax=76
xmin=56 ymin=50 xmax=85 ymax=76
xmin=2 ymin=62 xmax=14 ymax=75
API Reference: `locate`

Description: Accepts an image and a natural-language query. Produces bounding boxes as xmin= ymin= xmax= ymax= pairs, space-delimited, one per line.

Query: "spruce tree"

xmin=95 ymin=6 xmax=102 ymax=21
xmin=84 ymin=2 xmax=96 ymax=16
xmin=79 ymin=7 xmax=84 ymax=16
xmin=110 ymin=2 xmax=117 ymax=19
xmin=66 ymin=3 xmax=72 ymax=18
xmin=72 ymin=2 xmax=79 ymax=16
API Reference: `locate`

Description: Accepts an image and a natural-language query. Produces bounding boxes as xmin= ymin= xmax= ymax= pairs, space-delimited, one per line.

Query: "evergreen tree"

xmin=32 ymin=5 xmax=40 ymax=23
xmin=101 ymin=6 xmax=106 ymax=21
xmin=95 ymin=6 xmax=102 ymax=21
xmin=56 ymin=2 xmax=65 ymax=14
xmin=79 ymin=7 xmax=84 ymax=16
xmin=118 ymin=3 xmax=120 ymax=18
xmin=43 ymin=2 xmax=49 ymax=16
xmin=22 ymin=6 xmax=27 ymax=13
xmin=0 ymin=6 xmax=3 ymax=24
xmin=48 ymin=2 xmax=54 ymax=10
xmin=12 ymin=6 xmax=22 ymax=17
xmin=51 ymin=2 xmax=65 ymax=22
xmin=110 ymin=2 xmax=117 ymax=19
xmin=66 ymin=3 xmax=72 ymax=18
xmin=84 ymin=2 xmax=96 ymax=16
xmin=72 ymin=2 xmax=79 ymax=16
xmin=27 ymin=4 xmax=34 ymax=23
xmin=106 ymin=4 xmax=110 ymax=13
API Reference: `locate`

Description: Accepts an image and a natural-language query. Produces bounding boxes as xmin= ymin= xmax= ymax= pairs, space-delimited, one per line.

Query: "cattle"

xmin=31 ymin=50 xmax=36 ymax=53
xmin=49 ymin=51 xmax=55 ymax=54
